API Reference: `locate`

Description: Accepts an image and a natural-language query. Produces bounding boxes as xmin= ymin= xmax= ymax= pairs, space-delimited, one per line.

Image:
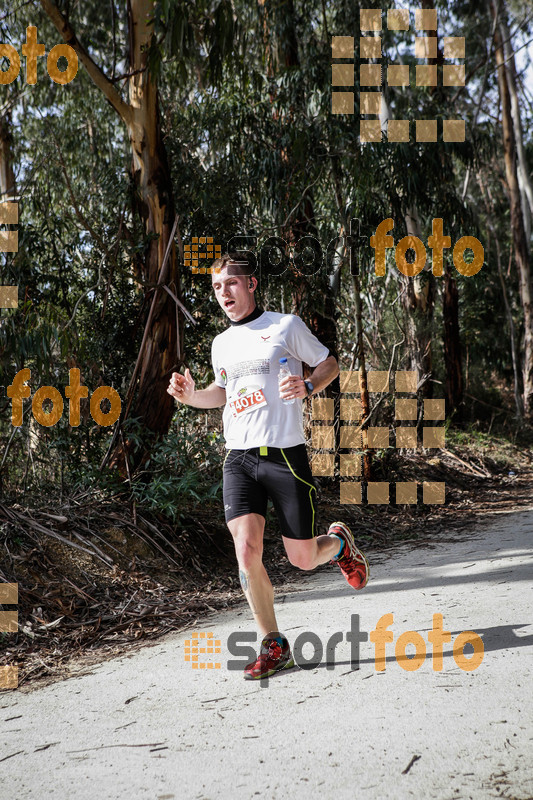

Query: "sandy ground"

xmin=1 ymin=508 xmax=532 ymax=800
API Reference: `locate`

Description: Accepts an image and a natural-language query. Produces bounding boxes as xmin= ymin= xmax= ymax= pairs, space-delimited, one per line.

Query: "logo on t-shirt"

xmin=220 ymin=368 xmax=227 ymax=384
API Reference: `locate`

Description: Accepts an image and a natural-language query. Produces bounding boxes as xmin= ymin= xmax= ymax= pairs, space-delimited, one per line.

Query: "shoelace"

xmin=258 ymin=640 xmax=283 ymax=657
xmin=338 ymin=547 xmax=365 ymax=579
xmin=332 ymin=528 xmax=366 ymax=585
xmin=342 ymin=559 xmax=364 ymax=579
xmin=251 ymin=643 xmax=283 ymax=671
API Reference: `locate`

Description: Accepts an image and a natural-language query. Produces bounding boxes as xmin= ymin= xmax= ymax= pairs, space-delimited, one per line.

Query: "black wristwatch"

xmin=304 ymin=380 xmax=314 ymax=396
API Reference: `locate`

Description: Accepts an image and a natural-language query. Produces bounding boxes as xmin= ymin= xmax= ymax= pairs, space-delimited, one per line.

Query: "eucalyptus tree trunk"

xmin=416 ymin=0 xmax=464 ymax=411
xmin=352 ymin=272 xmax=372 ymax=480
xmin=492 ymin=2 xmax=533 ymax=419
xmin=381 ymin=90 xmax=437 ymax=395
xmin=40 ymin=0 xmax=183 ymax=466
xmin=330 ymin=160 xmax=372 ymax=479
xmin=443 ymin=262 xmax=463 ymax=416
xmin=498 ymin=2 xmax=533 ymax=241
xmin=400 ymin=208 xmax=435 ymax=397
xmin=0 ymin=113 xmax=16 ymax=201
xmin=123 ymin=0 xmax=182 ymax=439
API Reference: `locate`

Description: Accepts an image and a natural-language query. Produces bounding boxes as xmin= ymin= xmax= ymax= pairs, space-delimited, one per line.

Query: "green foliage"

xmin=129 ymin=426 xmax=224 ymax=521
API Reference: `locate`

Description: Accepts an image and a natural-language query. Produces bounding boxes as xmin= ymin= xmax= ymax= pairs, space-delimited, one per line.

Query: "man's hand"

xmin=278 ymin=355 xmax=339 ymax=401
xmin=167 ymin=369 xmax=196 ymax=404
xmin=279 ymin=374 xmax=308 ymax=401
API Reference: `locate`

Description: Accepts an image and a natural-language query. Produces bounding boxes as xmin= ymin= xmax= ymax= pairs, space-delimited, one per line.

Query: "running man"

xmin=167 ymin=254 xmax=369 ymax=679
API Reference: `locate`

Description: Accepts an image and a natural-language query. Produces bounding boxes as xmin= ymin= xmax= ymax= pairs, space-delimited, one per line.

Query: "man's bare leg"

xmin=227 ymin=513 xmax=281 ymax=637
xmin=283 ymin=525 xmax=370 ymax=590
xmin=282 ymin=533 xmax=341 ymax=571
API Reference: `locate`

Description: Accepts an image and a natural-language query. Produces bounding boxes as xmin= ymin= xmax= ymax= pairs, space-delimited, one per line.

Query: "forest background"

xmin=1 ymin=0 xmax=532 ymax=684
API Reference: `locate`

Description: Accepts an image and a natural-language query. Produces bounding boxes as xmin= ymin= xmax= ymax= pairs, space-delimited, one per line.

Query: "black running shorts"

xmin=222 ymin=445 xmax=318 ymax=540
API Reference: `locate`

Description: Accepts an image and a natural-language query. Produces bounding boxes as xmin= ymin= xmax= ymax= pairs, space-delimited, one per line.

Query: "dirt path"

xmin=2 ymin=508 xmax=532 ymax=800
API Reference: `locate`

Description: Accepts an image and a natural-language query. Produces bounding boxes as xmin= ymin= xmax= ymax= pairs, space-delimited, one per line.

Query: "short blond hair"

xmin=211 ymin=252 xmax=254 ymax=277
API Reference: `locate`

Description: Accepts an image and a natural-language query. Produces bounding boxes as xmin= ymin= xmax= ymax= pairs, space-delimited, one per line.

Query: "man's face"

xmin=212 ymin=266 xmax=256 ymax=322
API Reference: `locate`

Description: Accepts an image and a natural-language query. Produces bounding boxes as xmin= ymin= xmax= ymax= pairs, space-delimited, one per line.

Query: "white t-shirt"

xmin=211 ymin=310 xmax=330 ymax=449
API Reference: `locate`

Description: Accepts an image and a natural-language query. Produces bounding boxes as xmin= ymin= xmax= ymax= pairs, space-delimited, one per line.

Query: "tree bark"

xmin=40 ymin=0 xmax=184 ymax=467
xmin=124 ymin=0 xmax=182 ymax=442
xmin=415 ymin=0 xmax=463 ymax=406
xmin=443 ymin=262 xmax=463 ymax=416
xmin=478 ymin=172 xmax=524 ymax=419
xmin=498 ymin=3 xmax=533 ymax=241
xmin=352 ymin=273 xmax=372 ymax=480
xmin=0 ymin=113 xmax=16 ymax=200
xmin=400 ymin=207 xmax=435 ymax=397
xmin=381 ymin=94 xmax=436 ymax=396
xmin=492 ymin=2 xmax=533 ymax=419
xmin=0 ymin=112 xmax=19 ymax=490
xmin=330 ymin=158 xmax=372 ymax=479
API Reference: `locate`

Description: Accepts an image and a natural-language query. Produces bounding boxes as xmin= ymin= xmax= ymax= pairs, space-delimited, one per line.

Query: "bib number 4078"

xmin=229 ymin=389 xmax=267 ymax=417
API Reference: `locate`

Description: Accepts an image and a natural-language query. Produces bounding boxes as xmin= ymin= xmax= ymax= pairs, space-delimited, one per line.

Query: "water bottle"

xmin=278 ymin=357 xmax=295 ymax=405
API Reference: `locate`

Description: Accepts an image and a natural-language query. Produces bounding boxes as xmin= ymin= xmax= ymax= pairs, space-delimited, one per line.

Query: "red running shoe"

xmin=328 ymin=521 xmax=369 ymax=590
xmin=243 ymin=636 xmax=295 ymax=680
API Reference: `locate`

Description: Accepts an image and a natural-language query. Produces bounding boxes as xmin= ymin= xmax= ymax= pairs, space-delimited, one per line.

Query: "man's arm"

xmin=307 ymin=354 xmax=339 ymax=394
xmin=167 ymin=369 xmax=226 ymax=408
xmin=278 ymin=355 xmax=339 ymax=401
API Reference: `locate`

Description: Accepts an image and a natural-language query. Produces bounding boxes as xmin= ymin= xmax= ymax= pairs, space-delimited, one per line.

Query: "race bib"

xmin=228 ymin=388 xmax=267 ymax=418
